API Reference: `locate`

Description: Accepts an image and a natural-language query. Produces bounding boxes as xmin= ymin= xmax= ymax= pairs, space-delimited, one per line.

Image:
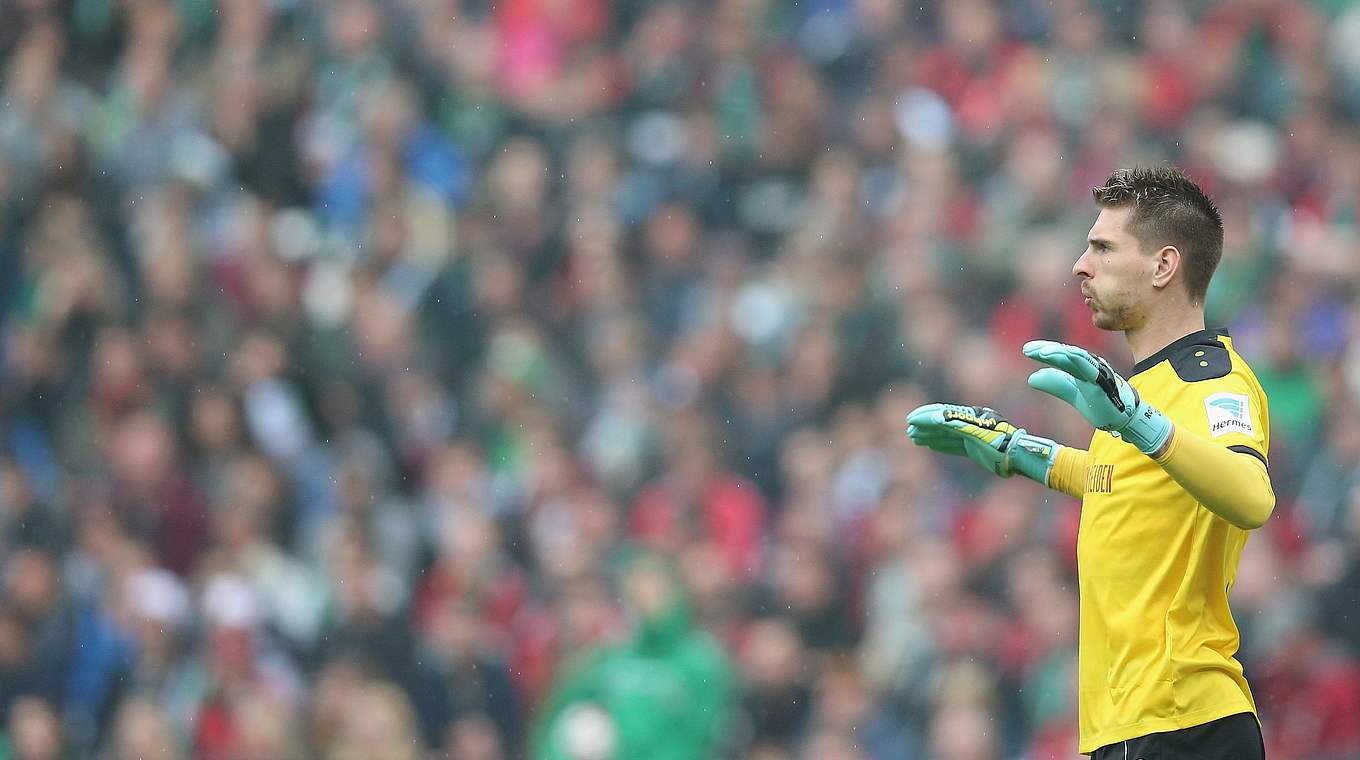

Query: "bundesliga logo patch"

xmin=1205 ymin=392 xmax=1253 ymax=438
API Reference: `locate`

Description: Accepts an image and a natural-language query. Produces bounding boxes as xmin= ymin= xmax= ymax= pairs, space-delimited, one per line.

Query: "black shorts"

xmin=1091 ymin=712 xmax=1264 ymax=760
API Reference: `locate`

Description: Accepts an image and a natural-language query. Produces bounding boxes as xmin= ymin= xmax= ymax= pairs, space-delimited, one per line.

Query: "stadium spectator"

xmin=531 ymin=551 xmax=731 ymax=759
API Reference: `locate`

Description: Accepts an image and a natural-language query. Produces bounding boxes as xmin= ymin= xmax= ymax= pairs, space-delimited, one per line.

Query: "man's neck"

xmin=1124 ymin=306 xmax=1207 ymax=364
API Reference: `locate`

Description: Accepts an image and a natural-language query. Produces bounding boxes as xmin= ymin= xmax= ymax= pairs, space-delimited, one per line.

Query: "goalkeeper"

xmin=908 ymin=167 xmax=1273 ymax=760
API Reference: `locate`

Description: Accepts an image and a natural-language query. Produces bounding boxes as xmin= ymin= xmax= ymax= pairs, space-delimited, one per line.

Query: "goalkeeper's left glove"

xmin=906 ymin=403 xmax=1061 ymax=485
xmin=1023 ymin=339 xmax=1173 ymax=455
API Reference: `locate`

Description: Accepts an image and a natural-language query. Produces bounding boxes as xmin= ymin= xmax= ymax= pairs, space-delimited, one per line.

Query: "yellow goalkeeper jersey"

xmin=1076 ymin=329 xmax=1269 ymax=754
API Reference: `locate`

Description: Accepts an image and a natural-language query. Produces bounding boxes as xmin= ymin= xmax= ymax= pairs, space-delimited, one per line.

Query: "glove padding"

xmin=907 ymin=403 xmax=1058 ymax=484
xmin=1023 ymin=339 xmax=1173 ymax=454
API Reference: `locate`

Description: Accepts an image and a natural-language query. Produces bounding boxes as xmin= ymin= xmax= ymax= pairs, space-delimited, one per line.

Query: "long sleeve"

xmin=1152 ymin=425 xmax=1275 ymax=530
xmin=1048 ymin=446 xmax=1089 ymax=498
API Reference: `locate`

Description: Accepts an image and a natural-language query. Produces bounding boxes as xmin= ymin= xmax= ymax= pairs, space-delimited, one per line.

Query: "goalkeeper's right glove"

xmin=906 ymin=403 xmax=1061 ymax=485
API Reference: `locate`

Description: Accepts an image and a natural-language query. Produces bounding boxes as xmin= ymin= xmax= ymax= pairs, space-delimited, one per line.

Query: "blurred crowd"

xmin=2 ymin=0 xmax=1360 ymax=758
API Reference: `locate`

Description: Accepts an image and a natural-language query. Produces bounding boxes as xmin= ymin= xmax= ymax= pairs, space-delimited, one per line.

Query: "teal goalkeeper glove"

xmin=1023 ymin=340 xmax=1173 ymax=455
xmin=906 ymin=403 xmax=1060 ymax=484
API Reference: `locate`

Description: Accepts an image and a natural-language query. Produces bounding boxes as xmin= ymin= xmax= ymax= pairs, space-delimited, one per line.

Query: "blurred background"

xmin=1 ymin=0 xmax=1360 ymax=758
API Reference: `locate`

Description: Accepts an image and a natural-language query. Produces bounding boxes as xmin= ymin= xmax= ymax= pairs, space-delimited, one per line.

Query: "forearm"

xmin=1150 ymin=426 xmax=1275 ymax=529
xmin=1048 ymin=446 xmax=1088 ymax=498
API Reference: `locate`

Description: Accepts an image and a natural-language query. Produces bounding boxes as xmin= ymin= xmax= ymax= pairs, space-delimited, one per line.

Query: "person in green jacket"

xmin=532 ymin=551 xmax=733 ymax=760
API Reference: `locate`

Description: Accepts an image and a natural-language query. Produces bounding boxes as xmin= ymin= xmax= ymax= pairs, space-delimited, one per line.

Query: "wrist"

xmin=1148 ymin=423 xmax=1176 ymax=462
xmin=1005 ymin=430 xmax=1060 ymax=485
xmin=1115 ymin=403 xmax=1174 ymax=455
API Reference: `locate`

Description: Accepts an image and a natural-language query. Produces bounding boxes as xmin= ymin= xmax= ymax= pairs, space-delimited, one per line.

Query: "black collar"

xmin=1130 ymin=328 xmax=1229 ymax=377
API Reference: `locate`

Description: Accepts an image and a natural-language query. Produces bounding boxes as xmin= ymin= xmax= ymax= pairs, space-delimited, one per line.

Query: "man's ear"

xmin=1151 ymin=245 xmax=1180 ymax=290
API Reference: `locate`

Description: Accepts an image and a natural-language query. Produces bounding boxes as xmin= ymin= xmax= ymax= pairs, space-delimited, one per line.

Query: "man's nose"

xmin=1073 ymin=250 xmax=1093 ymax=279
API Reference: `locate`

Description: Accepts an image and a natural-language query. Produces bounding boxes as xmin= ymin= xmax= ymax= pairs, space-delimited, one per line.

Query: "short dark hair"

xmin=1092 ymin=166 xmax=1223 ymax=304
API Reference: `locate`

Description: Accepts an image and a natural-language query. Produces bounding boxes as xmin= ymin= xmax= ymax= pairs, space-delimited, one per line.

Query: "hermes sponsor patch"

xmin=1205 ymin=392 xmax=1253 ymax=439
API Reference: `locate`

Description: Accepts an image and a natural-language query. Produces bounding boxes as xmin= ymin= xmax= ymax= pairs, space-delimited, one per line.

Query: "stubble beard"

xmin=1092 ymin=300 xmax=1141 ymax=332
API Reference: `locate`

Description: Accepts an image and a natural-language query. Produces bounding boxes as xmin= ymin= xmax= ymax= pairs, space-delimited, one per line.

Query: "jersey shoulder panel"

xmin=1167 ymin=338 xmax=1232 ymax=382
xmin=1130 ymin=328 xmax=1232 ymax=383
